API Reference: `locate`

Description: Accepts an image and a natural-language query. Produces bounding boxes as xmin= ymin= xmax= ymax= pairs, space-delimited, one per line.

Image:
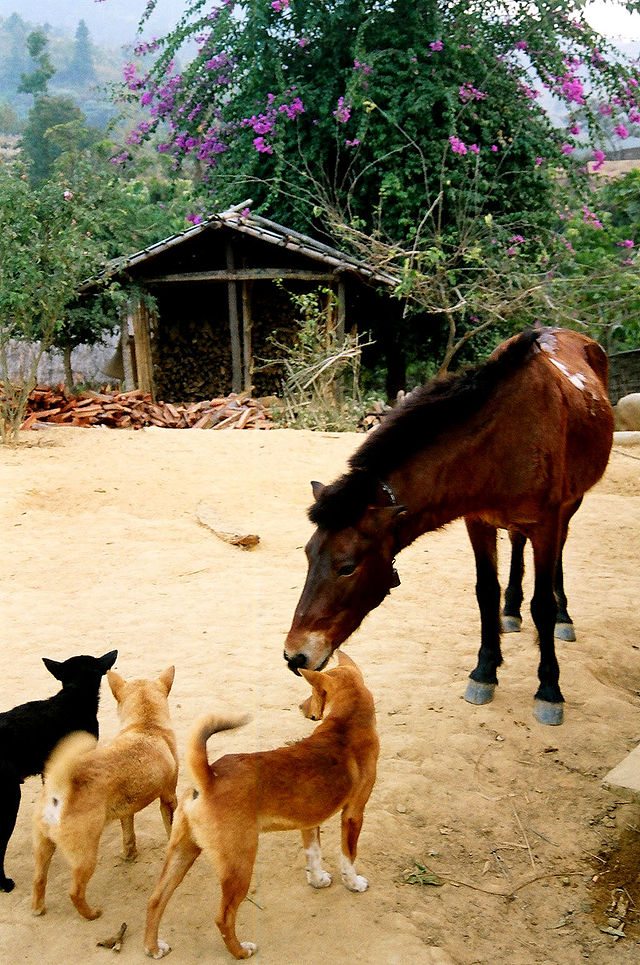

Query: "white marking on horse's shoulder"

xmin=548 ymin=357 xmax=586 ymax=392
xmin=538 ymin=331 xmax=558 ymax=354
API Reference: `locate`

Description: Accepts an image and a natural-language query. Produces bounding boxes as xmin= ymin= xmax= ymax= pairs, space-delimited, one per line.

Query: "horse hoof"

xmin=554 ymin=623 xmax=576 ymax=642
xmin=465 ymin=680 xmax=495 ymax=705
xmin=501 ymin=615 xmax=522 ymax=633
xmin=534 ymin=699 xmax=564 ymax=725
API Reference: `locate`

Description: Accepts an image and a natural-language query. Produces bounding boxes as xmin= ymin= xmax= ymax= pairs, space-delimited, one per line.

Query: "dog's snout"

xmin=284 ymin=651 xmax=308 ymax=675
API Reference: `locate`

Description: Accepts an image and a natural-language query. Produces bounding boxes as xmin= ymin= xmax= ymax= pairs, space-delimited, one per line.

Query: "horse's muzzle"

xmin=284 ymin=650 xmax=308 ymax=675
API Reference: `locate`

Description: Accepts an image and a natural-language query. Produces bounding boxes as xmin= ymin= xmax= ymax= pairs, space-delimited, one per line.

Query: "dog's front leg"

xmin=301 ymin=827 xmax=331 ymax=888
xmin=339 ymin=808 xmax=368 ymax=893
xmin=121 ymin=815 xmax=137 ymax=860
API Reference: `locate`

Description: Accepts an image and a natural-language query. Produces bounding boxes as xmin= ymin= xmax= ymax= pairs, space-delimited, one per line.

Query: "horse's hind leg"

xmin=530 ymin=516 xmax=564 ymax=725
xmin=464 ymin=519 xmax=502 ymax=706
xmin=502 ymin=530 xmax=526 ymax=633
xmin=553 ymin=498 xmax=582 ymax=642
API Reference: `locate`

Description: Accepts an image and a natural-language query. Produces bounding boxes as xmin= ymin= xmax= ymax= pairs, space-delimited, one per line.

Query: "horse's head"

xmin=284 ymin=481 xmax=405 ymax=673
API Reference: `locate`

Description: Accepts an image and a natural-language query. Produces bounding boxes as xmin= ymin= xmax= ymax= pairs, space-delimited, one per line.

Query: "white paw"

xmin=145 ymin=939 xmax=171 ymax=959
xmin=343 ymin=873 xmax=368 ymax=893
xmin=306 ymin=868 xmax=332 ymax=888
xmin=241 ymin=941 xmax=257 ymax=956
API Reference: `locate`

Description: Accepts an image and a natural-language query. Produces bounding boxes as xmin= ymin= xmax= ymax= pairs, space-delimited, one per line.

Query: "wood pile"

xmin=20 ymin=386 xmax=273 ymax=431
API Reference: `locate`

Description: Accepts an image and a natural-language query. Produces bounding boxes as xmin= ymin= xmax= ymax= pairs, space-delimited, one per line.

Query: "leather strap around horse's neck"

xmin=380 ymin=480 xmax=397 ymax=506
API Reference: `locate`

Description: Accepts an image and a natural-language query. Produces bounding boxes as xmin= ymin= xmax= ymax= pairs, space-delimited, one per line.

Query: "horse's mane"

xmin=309 ymin=328 xmax=540 ymax=530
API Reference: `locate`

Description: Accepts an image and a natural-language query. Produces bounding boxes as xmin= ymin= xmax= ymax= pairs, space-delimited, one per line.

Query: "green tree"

xmin=114 ymin=1 xmax=640 ymax=369
xmin=0 ymin=164 xmax=111 ymax=440
xmin=21 ymin=95 xmax=100 ymax=183
xmin=18 ymin=28 xmax=55 ymax=98
xmin=65 ymin=20 xmax=97 ymax=88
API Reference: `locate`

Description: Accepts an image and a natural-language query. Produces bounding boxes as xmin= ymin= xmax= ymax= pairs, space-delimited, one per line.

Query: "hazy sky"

xmin=0 ymin=1 xmax=639 ymax=46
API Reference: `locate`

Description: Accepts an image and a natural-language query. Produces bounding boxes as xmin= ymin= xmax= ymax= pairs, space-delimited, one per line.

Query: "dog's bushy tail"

xmin=44 ymin=731 xmax=97 ymax=794
xmin=187 ymin=713 xmax=249 ymax=790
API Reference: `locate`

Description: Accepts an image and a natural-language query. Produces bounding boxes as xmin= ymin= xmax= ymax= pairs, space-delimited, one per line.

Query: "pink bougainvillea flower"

xmin=535 ymin=156 xmax=544 ymax=165
xmin=429 ymin=40 xmax=443 ymax=51
xmin=469 ymin=143 xmax=480 ymax=153
xmin=253 ymin=136 xmax=273 ymax=154
xmin=591 ymin=149 xmax=606 ymax=171
xmin=617 ymin=239 xmax=635 ymax=248
xmin=560 ymin=142 xmax=574 ymax=155
xmin=449 ymin=135 xmax=467 ymax=154
xmin=333 ymin=96 xmax=351 ymax=123
xmin=614 ymin=123 xmax=629 ymax=139
xmin=569 ymin=122 xmax=580 ymax=135
xmin=491 ymin=144 xmax=498 ymax=152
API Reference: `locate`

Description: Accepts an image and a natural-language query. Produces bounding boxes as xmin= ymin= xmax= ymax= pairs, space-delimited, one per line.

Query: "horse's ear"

xmin=311 ymin=480 xmax=325 ymax=501
xmin=363 ymin=505 xmax=407 ymax=533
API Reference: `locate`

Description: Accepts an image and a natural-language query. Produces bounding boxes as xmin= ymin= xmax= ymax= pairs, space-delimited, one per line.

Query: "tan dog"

xmin=32 ymin=666 xmax=178 ymax=921
xmin=144 ymin=651 xmax=379 ymax=960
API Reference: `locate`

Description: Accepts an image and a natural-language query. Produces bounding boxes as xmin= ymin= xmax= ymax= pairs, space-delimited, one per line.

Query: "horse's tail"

xmin=187 ymin=713 xmax=249 ymax=791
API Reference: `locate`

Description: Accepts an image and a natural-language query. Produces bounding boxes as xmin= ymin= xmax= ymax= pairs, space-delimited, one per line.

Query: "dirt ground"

xmin=1 ymin=425 xmax=639 ymax=965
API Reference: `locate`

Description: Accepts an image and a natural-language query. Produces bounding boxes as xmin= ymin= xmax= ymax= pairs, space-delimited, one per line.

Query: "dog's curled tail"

xmin=44 ymin=730 xmax=97 ymax=792
xmin=187 ymin=713 xmax=249 ymax=790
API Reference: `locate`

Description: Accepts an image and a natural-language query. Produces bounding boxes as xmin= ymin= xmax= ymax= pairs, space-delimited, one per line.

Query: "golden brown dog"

xmin=144 ymin=652 xmax=379 ymax=960
xmin=32 ymin=665 xmax=178 ymax=921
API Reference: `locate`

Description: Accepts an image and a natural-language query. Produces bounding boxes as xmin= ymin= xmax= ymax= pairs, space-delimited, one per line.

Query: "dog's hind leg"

xmin=31 ymin=828 xmax=56 ymax=915
xmin=144 ymin=807 xmax=201 ymax=960
xmin=0 ymin=766 xmax=20 ymax=892
xmin=121 ymin=815 xmax=137 ymax=861
xmin=215 ymin=832 xmax=259 ymax=959
xmin=159 ymin=791 xmax=177 ymax=837
xmin=301 ymin=827 xmax=331 ymax=888
xmin=66 ymin=830 xmax=103 ymax=920
xmin=339 ymin=806 xmax=368 ymax=893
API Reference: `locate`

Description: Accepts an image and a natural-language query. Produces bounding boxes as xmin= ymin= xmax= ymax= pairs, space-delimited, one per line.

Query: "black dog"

xmin=0 ymin=650 xmax=117 ymax=892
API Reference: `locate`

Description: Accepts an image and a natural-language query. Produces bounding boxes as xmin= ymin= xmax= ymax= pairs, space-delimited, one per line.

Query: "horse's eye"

xmin=338 ymin=562 xmax=356 ymax=577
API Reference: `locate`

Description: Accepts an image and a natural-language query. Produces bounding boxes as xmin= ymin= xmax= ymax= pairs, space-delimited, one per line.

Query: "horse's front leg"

xmin=530 ymin=517 xmax=563 ymax=725
xmin=464 ymin=518 xmax=502 ymax=706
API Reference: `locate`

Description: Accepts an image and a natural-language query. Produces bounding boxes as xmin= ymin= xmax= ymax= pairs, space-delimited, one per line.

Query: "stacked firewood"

xmin=20 ymin=386 xmax=273 ymax=430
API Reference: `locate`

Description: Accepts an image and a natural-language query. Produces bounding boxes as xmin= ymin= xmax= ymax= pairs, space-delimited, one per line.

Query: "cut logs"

xmin=18 ymin=386 xmax=273 ymax=431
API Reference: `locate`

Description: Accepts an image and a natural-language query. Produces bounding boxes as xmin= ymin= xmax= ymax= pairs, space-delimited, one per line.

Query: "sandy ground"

xmin=0 ymin=426 xmax=639 ymax=965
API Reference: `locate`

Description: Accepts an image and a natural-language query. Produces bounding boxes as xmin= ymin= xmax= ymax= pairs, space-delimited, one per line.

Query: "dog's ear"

xmin=336 ymin=651 xmax=358 ymax=670
xmin=299 ymin=668 xmax=325 ymax=690
xmin=107 ymin=670 xmax=126 ymax=700
xmin=311 ymin=480 xmax=325 ymax=501
xmin=158 ymin=666 xmax=175 ymax=695
xmin=99 ymin=650 xmax=118 ymax=673
xmin=42 ymin=657 xmax=63 ymax=681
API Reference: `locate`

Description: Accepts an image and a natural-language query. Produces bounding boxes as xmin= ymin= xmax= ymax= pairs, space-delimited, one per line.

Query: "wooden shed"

xmin=86 ymin=204 xmax=398 ymax=402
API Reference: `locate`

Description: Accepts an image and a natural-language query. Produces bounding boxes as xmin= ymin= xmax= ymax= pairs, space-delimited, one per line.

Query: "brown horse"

xmin=284 ymin=328 xmax=613 ymax=725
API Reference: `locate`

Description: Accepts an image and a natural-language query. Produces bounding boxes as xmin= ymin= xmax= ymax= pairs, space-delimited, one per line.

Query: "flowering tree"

xmin=110 ymin=0 xmax=640 ymax=368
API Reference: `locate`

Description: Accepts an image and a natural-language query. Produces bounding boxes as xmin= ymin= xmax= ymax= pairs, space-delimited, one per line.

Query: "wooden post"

xmin=120 ymin=315 xmax=136 ymax=391
xmin=226 ymin=242 xmax=242 ymax=393
xmin=131 ymin=299 xmax=155 ymax=399
xmin=241 ymin=280 xmax=253 ymax=394
xmin=336 ymin=279 xmax=346 ymax=403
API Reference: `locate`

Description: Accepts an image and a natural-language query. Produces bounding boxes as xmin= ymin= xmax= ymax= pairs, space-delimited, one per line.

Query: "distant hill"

xmin=0 ymin=0 xmax=184 ymax=48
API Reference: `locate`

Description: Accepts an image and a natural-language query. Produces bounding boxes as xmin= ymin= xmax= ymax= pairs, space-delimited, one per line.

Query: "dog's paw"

xmin=341 ymin=870 xmax=369 ymax=892
xmin=306 ymin=869 xmax=332 ymax=889
xmin=32 ymin=906 xmax=46 ymax=917
xmin=0 ymin=877 xmax=15 ymax=893
xmin=145 ymin=939 xmax=171 ymax=959
xmin=240 ymin=942 xmax=257 ymax=958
